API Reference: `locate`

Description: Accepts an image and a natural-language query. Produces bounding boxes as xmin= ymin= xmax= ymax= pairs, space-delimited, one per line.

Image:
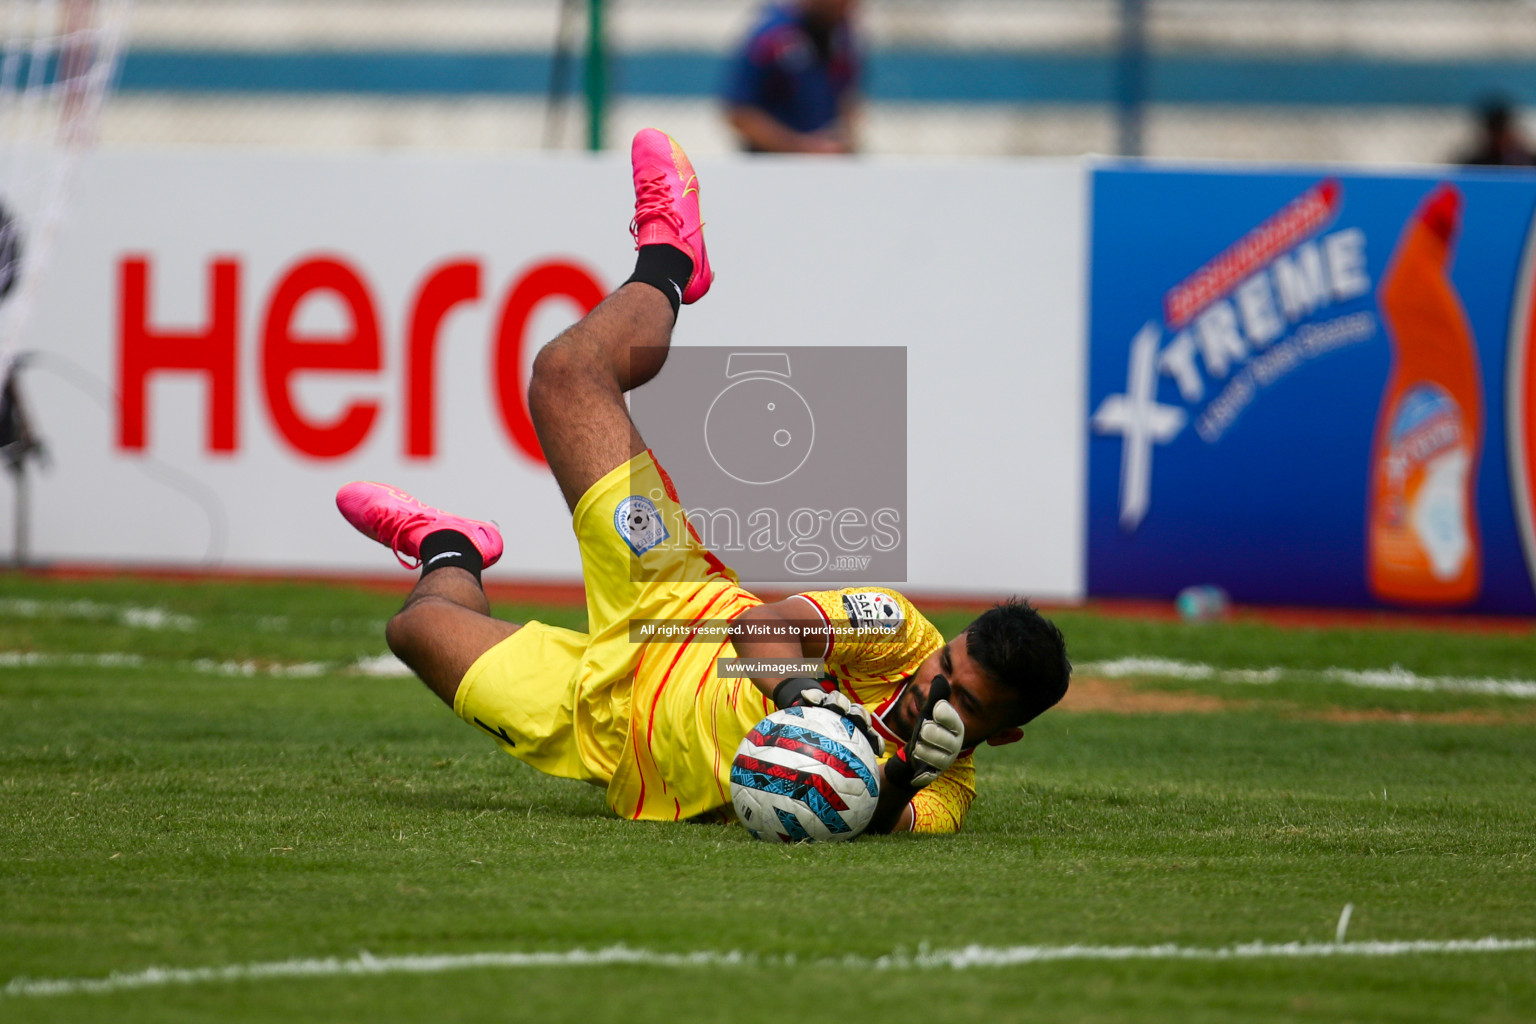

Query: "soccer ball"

xmin=729 ymin=705 xmax=881 ymax=842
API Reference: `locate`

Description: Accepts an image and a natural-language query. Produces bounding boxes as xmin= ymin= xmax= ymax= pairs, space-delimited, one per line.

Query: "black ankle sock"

xmin=624 ymin=244 xmax=694 ymax=319
xmin=419 ymin=530 xmax=484 ymax=582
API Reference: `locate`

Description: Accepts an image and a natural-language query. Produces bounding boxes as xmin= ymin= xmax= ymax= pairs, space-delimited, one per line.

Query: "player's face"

xmin=886 ymin=632 xmax=1023 ymax=749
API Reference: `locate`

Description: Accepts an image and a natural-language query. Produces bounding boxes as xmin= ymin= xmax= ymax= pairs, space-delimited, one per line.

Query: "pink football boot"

xmin=335 ymin=481 xmax=503 ymax=570
xmin=630 ymin=128 xmax=713 ymax=303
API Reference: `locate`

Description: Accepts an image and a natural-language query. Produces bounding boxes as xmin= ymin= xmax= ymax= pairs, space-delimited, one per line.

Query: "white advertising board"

xmin=10 ymin=150 xmax=1086 ymax=598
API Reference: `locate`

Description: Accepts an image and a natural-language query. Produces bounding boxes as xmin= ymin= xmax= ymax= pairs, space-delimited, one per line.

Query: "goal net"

xmin=0 ymin=0 xmax=131 ymax=379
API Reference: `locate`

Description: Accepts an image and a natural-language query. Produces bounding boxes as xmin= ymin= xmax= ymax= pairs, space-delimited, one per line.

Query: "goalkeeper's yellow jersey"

xmin=606 ymin=585 xmax=976 ymax=834
xmin=457 ymin=453 xmax=976 ymax=834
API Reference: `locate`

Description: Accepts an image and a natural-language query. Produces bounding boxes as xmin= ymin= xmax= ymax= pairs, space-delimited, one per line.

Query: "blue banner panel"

xmin=1087 ymin=165 xmax=1536 ymax=613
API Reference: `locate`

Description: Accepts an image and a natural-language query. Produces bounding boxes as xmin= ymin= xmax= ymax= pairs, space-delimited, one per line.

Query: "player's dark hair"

xmin=964 ymin=598 xmax=1070 ymax=728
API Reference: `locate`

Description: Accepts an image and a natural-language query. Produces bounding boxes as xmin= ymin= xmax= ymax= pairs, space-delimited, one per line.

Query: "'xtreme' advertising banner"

xmin=1088 ymin=165 xmax=1536 ymax=613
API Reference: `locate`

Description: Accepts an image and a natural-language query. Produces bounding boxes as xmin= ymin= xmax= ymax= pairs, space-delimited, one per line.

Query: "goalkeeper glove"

xmin=883 ymin=675 xmax=964 ymax=791
xmin=772 ymin=677 xmax=885 ymax=757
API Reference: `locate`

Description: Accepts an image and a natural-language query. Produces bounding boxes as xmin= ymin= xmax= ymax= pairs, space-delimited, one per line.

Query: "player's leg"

xmin=529 ymin=284 xmax=671 ymax=512
xmin=384 ymin=566 xmax=519 ymax=707
xmin=335 ymin=481 xmax=510 ymax=707
xmin=529 ymin=128 xmax=712 ymax=513
xmin=336 ymin=481 xmax=610 ymax=785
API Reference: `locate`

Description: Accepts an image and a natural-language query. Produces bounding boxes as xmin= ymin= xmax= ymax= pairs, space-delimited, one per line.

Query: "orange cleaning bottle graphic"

xmin=1368 ymin=184 xmax=1484 ymax=605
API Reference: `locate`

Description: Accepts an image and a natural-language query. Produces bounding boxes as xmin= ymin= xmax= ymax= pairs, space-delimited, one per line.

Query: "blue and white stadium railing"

xmin=99 ymin=0 xmax=1536 ymax=163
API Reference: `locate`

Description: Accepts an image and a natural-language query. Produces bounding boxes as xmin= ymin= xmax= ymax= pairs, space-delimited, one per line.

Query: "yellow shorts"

xmin=453 ymin=449 xmax=762 ymax=811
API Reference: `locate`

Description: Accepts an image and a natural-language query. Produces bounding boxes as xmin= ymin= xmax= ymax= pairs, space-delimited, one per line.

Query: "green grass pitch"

xmin=2 ymin=573 xmax=1534 ymax=1022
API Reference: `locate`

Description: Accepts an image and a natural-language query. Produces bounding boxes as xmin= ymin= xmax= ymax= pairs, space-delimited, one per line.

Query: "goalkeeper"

xmin=336 ymin=130 xmax=1070 ymax=834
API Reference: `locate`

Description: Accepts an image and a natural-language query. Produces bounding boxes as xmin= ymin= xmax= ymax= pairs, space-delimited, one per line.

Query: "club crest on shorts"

xmin=614 ymin=495 xmax=669 ymax=556
xmin=842 ymin=591 xmax=903 ymax=631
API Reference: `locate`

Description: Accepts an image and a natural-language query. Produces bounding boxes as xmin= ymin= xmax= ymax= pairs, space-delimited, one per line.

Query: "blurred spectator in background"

xmin=724 ymin=0 xmax=861 ymax=154
xmin=1457 ymin=96 xmax=1536 ymax=167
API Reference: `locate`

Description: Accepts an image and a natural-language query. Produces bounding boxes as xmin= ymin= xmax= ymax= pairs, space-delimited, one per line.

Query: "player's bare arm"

xmin=729 ymin=595 xmax=887 ymax=766
xmin=726 ymin=595 xmax=831 ymax=698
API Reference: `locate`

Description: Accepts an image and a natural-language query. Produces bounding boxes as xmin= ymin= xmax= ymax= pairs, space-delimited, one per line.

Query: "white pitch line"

xmin=5 ymin=937 xmax=1535 ymax=999
xmin=0 ymin=651 xmax=397 ymax=678
xmin=1320 ymin=666 xmax=1536 ymax=699
xmin=0 ymin=651 xmax=145 ymax=669
xmin=351 ymin=653 xmax=416 ymax=677
xmin=0 ymin=598 xmax=196 ymax=631
xmin=189 ymin=658 xmax=331 ymax=679
xmin=1081 ymin=658 xmax=1536 ymax=699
